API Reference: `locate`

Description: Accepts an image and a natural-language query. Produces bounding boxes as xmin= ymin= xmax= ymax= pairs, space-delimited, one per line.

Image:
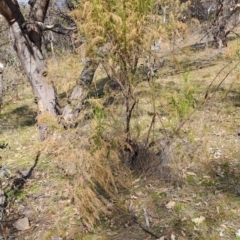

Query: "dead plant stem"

xmin=174 ymin=60 xmax=240 ymax=136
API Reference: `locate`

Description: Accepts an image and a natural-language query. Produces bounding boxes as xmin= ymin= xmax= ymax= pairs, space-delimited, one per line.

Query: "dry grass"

xmin=47 ymin=55 xmax=83 ymax=106
xmin=1 ymin=31 xmax=240 ymax=239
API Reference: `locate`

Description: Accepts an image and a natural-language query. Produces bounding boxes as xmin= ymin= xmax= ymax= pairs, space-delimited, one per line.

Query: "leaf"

xmin=136 ymin=191 xmax=144 ymax=197
xmin=130 ymin=195 xmax=137 ymax=200
xmin=171 ymin=233 xmax=176 ymax=240
xmin=132 ymin=178 xmax=141 ymax=184
xmin=166 ymin=201 xmax=176 ymax=209
xmin=192 ymin=216 xmax=205 ymax=225
xmin=186 ymin=171 xmax=196 ymax=176
xmin=157 ymin=188 xmax=168 ymax=193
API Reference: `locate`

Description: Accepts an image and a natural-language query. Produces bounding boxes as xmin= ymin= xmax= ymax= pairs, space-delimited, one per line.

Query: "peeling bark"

xmin=10 ymin=20 xmax=61 ymax=140
xmin=0 ymin=0 xmax=90 ymax=138
xmin=62 ymin=59 xmax=98 ymax=126
xmin=27 ymin=0 xmax=50 ymax=50
xmin=0 ymin=0 xmax=60 ymax=140
xmin=0 ymin=62 xmax=3 ymax=112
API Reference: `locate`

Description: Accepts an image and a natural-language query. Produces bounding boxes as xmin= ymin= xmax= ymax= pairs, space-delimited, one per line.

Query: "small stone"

xmin=234 ymin=185 xmax=240 ymax=195
xmin=0 ymin=189 xmax=6 ymax=207
xmin=13 ymin=217 xmax=30 ymax=231
xmin=23 ymin=209 xmax=34 ymax=218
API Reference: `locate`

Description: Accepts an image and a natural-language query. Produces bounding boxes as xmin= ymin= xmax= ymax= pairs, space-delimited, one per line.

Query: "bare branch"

xmin=128 ymin=200 xmax=160 ymax=239
xmin=22 ymin=21 xmax=76 ymax=33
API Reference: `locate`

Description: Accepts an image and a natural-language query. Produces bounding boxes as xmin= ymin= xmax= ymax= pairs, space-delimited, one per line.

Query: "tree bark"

xmin=0 ymin=0 xmax=60 ymax=140
xmin=0 ymin=62 xmax=3 ymax=113
xmin=62 ymin=59 xmax=98 ymax=126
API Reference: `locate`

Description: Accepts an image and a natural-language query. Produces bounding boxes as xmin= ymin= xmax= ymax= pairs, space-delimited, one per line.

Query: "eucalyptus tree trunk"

xmin=0 ymin=0 xmax=60 ymax=140
xmin=62 ymin=59 xmax=98 ymax=126
xmin=0 ymin=62 xmax=3 ymax=112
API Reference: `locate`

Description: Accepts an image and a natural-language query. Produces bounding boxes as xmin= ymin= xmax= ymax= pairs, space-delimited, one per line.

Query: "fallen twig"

xmin=143 ymin=208 xmax=150 ymax=230
xmin=128 ymin=200 xmax=160 ymax=239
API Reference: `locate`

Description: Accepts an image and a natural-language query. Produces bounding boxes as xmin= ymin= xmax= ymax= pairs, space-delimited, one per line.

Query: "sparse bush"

xmin=44 ymin=1 xmax=193 ymax=230
xmin=46 ymin=0 xmax=195 ymax=229
xmin=171 ymin=69 xmax=196 ymax=119
xmin=72 ymin=0 xmax=189 ymax=141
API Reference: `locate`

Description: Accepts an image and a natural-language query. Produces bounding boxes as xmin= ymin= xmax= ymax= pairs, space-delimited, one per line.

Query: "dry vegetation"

xmin=1 ymin=2 xmax=240 ymax=240
xmin=1 ymin=32 xmax=240 ymax=239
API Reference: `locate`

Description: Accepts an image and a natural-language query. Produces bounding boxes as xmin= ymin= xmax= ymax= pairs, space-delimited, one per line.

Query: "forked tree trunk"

xmin=9 ymin=21 xmax=59 ymax=116
xmin=0 ymin=0 xmax=60 ymax=140
xmin=10 ymin=20 xmax=60 ymax=140
xmin=62 ymin=59 xmax=98 ymax=125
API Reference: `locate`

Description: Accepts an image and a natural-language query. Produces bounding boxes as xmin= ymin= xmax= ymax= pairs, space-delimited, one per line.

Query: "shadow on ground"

xmin=225 ymin=89 xmax=240 ymax=108
xmin=0 ymin=152 xmax=40 ymax=239
xmin=207 ymin=159 xmax=240 ymax=196
xmin=0 ymin=105 xmax=37 ymax=132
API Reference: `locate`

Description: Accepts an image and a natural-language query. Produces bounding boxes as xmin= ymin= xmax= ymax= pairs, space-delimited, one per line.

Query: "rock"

xmin=23 ymin=209 xmax=34 ymax=218
xmin=234 ymin=185 xmax=240 ymax=195
xmin=0 ymin=189 xmax=7 ymax=207
xmin=13 ymin=217 xmax=30 ymax=231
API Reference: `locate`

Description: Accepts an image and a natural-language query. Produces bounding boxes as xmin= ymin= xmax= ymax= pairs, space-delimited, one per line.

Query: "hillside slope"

xmin=1 ymin=32 xmax=240 ymax=239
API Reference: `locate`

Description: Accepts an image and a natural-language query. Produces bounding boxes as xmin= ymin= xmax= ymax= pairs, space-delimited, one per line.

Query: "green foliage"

xmin=74 ymin=0 xmax=189 ymax=84
xmin=66 ymin=2 xmax=192 ymax=231
xmin=91 ymin=102 xmax=107 ymax=149
xmin=235 ymin=40 xmax=240 ymax=59
xmin=171 ymin=70 xmax=195 ymax=119
xmin=0 ymin=142 xmax=8 ymax=149
xmin=73 ymin=0 xmax=189 ymax=140
xmin=75 ymin=0 xmax=155 ymax=82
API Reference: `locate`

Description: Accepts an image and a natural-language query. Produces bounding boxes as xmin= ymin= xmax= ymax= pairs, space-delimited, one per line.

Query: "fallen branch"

xmin=128 ymin=200 xmax=160 ymax=239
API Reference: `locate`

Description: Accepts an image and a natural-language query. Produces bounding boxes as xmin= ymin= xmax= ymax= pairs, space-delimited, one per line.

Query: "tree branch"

xmin=28 ymin=0 xmax=50 ymax=23
xmin=22 ymin=21 xmax=76 ymax=32
xmin=0 ymin=0 xmax=24 ymax=23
